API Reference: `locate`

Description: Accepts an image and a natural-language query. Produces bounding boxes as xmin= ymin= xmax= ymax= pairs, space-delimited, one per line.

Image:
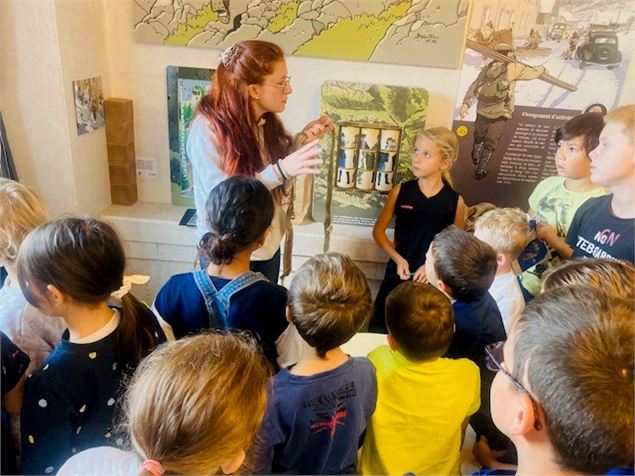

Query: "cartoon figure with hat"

xmin=459 ymin=36 xmax=546 ymax=180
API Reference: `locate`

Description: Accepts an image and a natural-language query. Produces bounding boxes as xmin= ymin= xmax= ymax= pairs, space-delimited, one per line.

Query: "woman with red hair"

xmin=187 ymin=40 xmax=332 ymax=283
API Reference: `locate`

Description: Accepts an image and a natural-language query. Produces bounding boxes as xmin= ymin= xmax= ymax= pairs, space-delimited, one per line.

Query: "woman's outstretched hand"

xmin=300 ymin=115 xmax=334 ymax=143
xmin=280 ymin=139 xmax=322 ymax=177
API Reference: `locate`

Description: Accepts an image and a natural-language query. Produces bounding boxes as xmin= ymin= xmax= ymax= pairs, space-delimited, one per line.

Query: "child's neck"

xmin=496 ymin=263 xmax=513 ymax=276
xmin=610 ymin=180 xmax=635 ymax=219
xmin=515 ymin=442 xmax=583 ymax=476
xmin=206 ymin=249 xmax=252 ymax=279
xmin=417 ymin=173 xmax=444 ymax=195
xmin=64 ymin=301 xmax=115 ymax=342
xmin=290 ymin=346 xmax=349 ymax=376
xmin=563 ymin=175 xmax=597 ymax=192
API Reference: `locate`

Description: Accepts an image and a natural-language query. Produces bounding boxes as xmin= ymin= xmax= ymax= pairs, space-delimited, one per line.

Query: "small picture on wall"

xmin=72 ymin=76 xmax=105 ymax=135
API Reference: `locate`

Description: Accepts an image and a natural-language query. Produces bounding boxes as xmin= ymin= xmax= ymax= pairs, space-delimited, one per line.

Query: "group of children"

xmin=0 ymin=104 xmax=633 ymax=476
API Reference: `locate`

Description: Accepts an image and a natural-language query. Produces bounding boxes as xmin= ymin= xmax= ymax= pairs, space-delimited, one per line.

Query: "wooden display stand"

xmin=105 ymin=98 xmax=137 ymax=205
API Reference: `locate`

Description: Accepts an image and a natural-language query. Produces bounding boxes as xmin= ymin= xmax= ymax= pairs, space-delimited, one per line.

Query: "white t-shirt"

xmin=489 ymin=272 xmax=525 ymax=331
xmin=186 ymin=115 xmax=288 ymax=261
xmin=57 ymin=446 xmax=141 ymax=475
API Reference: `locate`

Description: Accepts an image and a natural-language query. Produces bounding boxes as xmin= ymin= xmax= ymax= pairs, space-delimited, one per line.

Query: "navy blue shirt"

xmin=2 ymin=333 xmax=30 ymax=475
xmin=253 ymin=357 xmax=377 ymax=474
xmin=446 ymin=293 xmax=506 ymax=366
xmin=154 ymin=272 xmax=288 ymax=365
xmin=565 ymin=194 xmax=634 ymax=263
xmin=21 ymin=329 xmax=124 ymax=475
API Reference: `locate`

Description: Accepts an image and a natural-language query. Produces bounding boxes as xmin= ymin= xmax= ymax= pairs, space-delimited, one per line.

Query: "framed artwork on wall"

xmin=312 ymin=80 xmax=428 ymax=228
xmin=134 ymin=0 xmax=469 ymax=69
xmin=167 ymin=66 xmax=214 ymax=206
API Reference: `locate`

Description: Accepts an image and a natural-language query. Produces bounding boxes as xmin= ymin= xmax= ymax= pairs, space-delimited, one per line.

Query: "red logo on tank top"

xmin=400 ymin=204 xmax=414 ymax=210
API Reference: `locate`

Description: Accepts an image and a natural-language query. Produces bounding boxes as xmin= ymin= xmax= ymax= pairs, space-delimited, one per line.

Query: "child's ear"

xmin=257 ymin=227 xmax=272 ymax=248
xmin=496 ymin=252 xmax=507 ymax=268
xmin=507 ymin=394 xmax=539 ymax=437
xmin=285 ymin=306 xmax=293 ymax=323
xmin=437 ymin=279 xmax=453 ymax=298
xmin=45 ymin=284 xmax=65 ymax=307
xmin=220 ymin=449 xmax=246 ymax=474
xmin=386 ymin=334 xmax=398 ymax=351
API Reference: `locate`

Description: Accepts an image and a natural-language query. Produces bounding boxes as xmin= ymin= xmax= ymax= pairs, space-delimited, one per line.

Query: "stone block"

xmin=107 ymin=143 xmax=135 ymax=165
xmin=104 ymin=98 xmax=133 ymax=124
xmin=109 ymin=162 xmax=137 ymax=186
xmin=106 ymin=121 xmax=134 ymax=145
xmin=111 ymin=182 xmax=138 ymax=205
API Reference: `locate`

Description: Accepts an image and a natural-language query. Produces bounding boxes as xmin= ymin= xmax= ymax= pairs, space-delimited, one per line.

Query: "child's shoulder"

xmin=530 ymin=175 xmax=565 ymax=197
xmin=232 ymin=278 xmax=287 ymax=308
xmin=441 ymin=356 xmax=480 ymax=377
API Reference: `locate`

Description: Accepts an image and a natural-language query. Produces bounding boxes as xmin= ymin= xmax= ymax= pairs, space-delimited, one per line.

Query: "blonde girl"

xmin=0 ymin=178 xmax=65 ymax=372
xmin=17 ymin=217 xmax=165 ymax=475
xmin=370 ymin=127 xmax=466 ymax=333
xmin=58 ymin=332 xmax=270 ymax=476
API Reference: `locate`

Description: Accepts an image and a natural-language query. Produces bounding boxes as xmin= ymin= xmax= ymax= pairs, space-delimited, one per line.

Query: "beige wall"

xmin=1 ymin=0 xmax=76 ymax=214
xmin=0 ymin=0 xmax=110 ymax=216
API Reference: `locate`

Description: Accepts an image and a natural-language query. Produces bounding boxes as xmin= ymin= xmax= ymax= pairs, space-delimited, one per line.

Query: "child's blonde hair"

xmin=474 ymin=207 xmax=530 ymax=258
xmin=541 ymin=258 xmax=634 ymax=300
xmin=0 ymin=179 xmax=47 ymax=264
xmin=125 ymin=332 xmax=270 ymax=476
xmin=288 ymin=252 xmax=372 ymax=358
xmin=418 ymin=127 xmax=459 ymax=185
xmin=605 ymin=104 xmax=635 ymax=146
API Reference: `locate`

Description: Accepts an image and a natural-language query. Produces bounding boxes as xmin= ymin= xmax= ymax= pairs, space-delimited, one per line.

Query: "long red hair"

xmin=197 ymin=41 xmax=293 ymax=176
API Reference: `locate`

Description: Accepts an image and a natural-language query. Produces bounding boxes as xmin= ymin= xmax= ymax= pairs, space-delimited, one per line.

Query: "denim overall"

xmin=192 ymin=270 xmax=267 ymax=327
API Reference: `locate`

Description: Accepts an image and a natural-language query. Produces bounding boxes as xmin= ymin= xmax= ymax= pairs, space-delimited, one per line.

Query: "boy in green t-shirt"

xmin=520 ymin=112 xmax=607 ymax=297
xmin=360 ymin=282 xmax=480 ymax=476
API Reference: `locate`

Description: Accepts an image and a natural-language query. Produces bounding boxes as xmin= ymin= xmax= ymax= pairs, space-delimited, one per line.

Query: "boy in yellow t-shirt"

xmin=360 ymin=282 xmax=480 ymax=476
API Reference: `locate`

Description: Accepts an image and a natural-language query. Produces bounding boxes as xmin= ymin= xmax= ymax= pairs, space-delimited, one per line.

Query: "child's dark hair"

xmin=513 ymin=286 xmax=633 ymax=473
xmin=386 ymin=282 xmax=454 ymax=361
xmin=554 ymin=112 xmax=604 ymax=154
xmin=199 ymin=177 xmax=274 ymax=265
xmin=17 ymin=217 xmax=162 ymax=370
xmin=430 ymin=226 xmax=497 ymax=302
xmin=288 ymin=252 xmax=371 ymax=358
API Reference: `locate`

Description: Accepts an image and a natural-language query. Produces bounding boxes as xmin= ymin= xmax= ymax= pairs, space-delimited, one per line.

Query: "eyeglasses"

xmin=262 ymin=75 xmax=291 ymax=89
xmin=485 ymin=341 xmax=543 ymax=431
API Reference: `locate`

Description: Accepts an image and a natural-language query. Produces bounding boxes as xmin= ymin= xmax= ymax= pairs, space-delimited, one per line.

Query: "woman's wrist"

xmin=276 ymin=159 xmax=290 ymax=181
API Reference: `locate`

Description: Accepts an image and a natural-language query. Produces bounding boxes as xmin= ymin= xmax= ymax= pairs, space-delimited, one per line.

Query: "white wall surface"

xmin=1 ymin=0 xmax=111 ymax=216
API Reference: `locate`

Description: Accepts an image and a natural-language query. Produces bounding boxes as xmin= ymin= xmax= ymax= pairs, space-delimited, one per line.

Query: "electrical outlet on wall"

xmin=136 ymin=157 xmax=158 ymax=178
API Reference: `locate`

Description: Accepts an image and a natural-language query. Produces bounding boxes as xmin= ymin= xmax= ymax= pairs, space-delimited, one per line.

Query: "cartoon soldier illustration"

xmin=459 ymin=42 xmax=546 ymax=180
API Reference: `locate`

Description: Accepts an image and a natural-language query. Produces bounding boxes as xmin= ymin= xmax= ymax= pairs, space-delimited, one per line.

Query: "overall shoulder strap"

xmin=192 ymin=269 xmax=221 ymax=328
xmin=216 ymin=272 xmax=268 ymax=306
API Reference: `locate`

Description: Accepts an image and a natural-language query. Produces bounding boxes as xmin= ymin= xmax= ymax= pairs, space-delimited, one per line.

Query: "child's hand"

xmin=412 ymin=265 xmax=428 ymax=283
xmin=536 ymin=222 xmax=557 ymax=244
xmin=472 ymin=436 xmax=507 ymax=468
xmin=395 ymin=257 xmax=411 ymax=280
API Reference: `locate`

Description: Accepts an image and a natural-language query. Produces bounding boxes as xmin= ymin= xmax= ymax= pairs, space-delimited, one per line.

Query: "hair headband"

xmin=219 ymin=45 xmax=240 ymax=67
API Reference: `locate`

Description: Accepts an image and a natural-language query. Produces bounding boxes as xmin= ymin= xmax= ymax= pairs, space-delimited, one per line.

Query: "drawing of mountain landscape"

xmin=133 ymin=0 xmax=469 ymax=68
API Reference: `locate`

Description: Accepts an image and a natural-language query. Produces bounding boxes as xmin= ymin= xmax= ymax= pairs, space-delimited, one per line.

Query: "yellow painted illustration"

xmin=133 ymin=0 xmax=470 ymax=69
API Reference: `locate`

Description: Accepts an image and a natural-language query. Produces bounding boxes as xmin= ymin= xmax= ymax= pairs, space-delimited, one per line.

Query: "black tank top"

xmin=387 ymin=179 xmax=459 ymax=277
